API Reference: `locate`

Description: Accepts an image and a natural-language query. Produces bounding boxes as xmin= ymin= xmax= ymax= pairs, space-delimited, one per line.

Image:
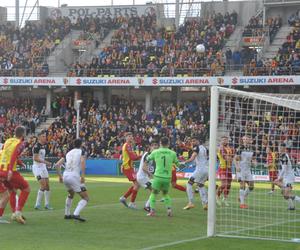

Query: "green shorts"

xmin=152 ymin=176 xmax=171 ymax=193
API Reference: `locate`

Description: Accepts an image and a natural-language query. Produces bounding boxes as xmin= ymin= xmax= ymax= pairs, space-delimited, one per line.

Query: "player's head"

xmin=221 ymin=136 xmax=229 ymax=146
xmin=38 ymin=130 xmax=47 ymax=144
xmin=15 ymin=126 xmax=25 ymax=139
xmin=150 ymin=141 xmax=159 ymax=151
xmin=160 ymin=137 xmax=169 ymax=147
xmin=280 ymin=143 xmax=287 ymax=153
xmin=125 ymin=132 xmax=133 ymax=143
xmin=242 ymin=135 xmax=251 ymax=145
xmin=191 ymin=137 xmax=200 ymax=146
xmin=74 ymin=138 xmax=82 ymax=149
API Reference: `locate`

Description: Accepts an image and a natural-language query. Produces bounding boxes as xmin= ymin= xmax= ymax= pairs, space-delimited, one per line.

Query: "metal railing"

xmin=0 ymin=64 xmax=300 ymax=77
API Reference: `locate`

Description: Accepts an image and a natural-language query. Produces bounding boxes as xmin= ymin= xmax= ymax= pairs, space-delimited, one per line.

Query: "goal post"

xmin=207 ymin=86 xmax=300 ymax=242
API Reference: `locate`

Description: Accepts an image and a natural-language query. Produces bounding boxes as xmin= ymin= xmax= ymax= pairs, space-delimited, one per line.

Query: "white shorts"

xmin=32 ymin=164 xmax=49 ymax=180
xmin=63 ymin=174 xmax=86 ymax=193
xmin=283 ymin=178 xmax=294 ymax=188
xmin=237 ymin=169 xmax=253 ymax=182
xmin=137 ymin=175 xmax=151 ymax=189
xmin=191 ymin=168 xmax=208 ymax=184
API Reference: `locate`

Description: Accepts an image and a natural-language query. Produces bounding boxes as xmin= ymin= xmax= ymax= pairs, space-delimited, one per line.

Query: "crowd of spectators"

xmin=242 ymin=15 xmax=264 ymax=37
xmin=0 ymin=17 xmax=71 ymax=77
xmin=71 ymin=15 xmax=125 ymax=48
xmin=24 ymin=96 xmax=210 ymax=160
xmin=242 ymin=14 xmax=282 ymax=42
xmin=0 ymin=14 xmax=133 ymax=77
xmin=0 ymin=98 xmax=44 ymax=146
xmin=243 ymin=12 xmax=300 ymax=76
xmin=68 ymin=11 xmax=237 ymax=77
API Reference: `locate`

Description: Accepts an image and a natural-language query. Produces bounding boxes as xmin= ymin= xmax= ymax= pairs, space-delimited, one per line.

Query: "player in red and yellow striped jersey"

xmin=216 ymin=136 xmax=234 ymax=206
xmin=0 ymin=126 xmax=30 ymax=224
xmin=119 ymin=132 xmax=141 ymax=209
xmin=266 ymin=147 xmax=279 ymax=194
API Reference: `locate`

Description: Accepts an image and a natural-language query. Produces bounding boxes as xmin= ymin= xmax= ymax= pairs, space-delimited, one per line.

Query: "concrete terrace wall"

xmin=266 ymin=5 xmax=300 ymax=25
xmin=0 ymin=7 xmax=7 ymax=24
xmin=200 ymin=1 xmax=263 ymax=26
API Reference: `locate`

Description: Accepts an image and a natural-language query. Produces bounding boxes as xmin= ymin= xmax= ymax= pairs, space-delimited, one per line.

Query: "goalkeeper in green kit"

xmin=146 ymin=137 xmax=179 ymax=217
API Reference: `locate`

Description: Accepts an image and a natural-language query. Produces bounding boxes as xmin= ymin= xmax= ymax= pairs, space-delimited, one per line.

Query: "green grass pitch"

xmin=0 ymin=174 xmax=299 ymax=250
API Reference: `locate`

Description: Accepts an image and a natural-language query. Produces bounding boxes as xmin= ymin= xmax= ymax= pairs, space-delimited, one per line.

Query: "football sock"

xmin=217 ymin=185 xmax=224 ymax=198
xmin=186 ymin=183 xmax=194 ymax=203
xmin=74 ymin=199 xmax=88 ymax=216
xmin=145 ymin=198 xmax=150 ymax=208
xmin=0 ymin=208 xmax=4 ymax=216
xmin=149 ymin=192 xmax=157 ymax=210
xmin=44 ymin=190 xmax=51 ymax=206
xmin=65 ymin=197 xmax=73 ymax=215
xmin=9 ymin=191 xmax=16 ymax=212
xmin=35 ymin=189 xmax=44 ymax=207
xmin=174 ymin=184 xmax=186 ymax=192
xmin=224 ymin=184 xmax=230 ymax=198
xmin=199 ymin=186 xmax=208 ymax=205
xmin=130 ymin=189 xmax=138 ymax=203
xmin=17 ymin=190 xmax=30 ymax=212
xmin=239 ymin=189 xmax=245 ymax=204
xmin=288 ymin=198 xmax=295 ymax=208
xmin=163 ymin=194 xmax=171 ymax=209
xmin=124 ymin=186 xmax=134 ymax=199
xmin=244 ymin=187 xmax=250 ymax=197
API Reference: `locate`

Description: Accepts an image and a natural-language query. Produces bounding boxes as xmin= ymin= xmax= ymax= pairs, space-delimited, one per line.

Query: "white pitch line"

xmin=141 ymin=218 xmax=300 ymax=250
xmin=140 ymin=236 xmax=209 ymax=250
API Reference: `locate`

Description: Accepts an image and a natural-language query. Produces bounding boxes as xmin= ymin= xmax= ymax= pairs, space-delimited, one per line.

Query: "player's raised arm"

xmin=55 ymin=157 xmax=65 ymax=183
xmin=183 ymin=147 xmax=198 ymax=165
xmin=80 ymin=152 xmax=86 ymax=184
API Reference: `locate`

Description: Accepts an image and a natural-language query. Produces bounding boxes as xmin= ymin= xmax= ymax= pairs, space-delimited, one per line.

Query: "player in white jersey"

xmin=32 ymin=131 xmax=53 ymax=210
xmin=55 ymin=139 xmax=89 ymax=222
xmin=234 ymin=135 xmax=255 ymax=209
xmin=136 ymin=141 xmax=158 ymax=212
xmin=274 ymin=144 xmax=300 ymax=210
xmin=182 ymin=137 xmax=209 ymax=211
xmin=137 ymin=142 xmax=158 ymax=189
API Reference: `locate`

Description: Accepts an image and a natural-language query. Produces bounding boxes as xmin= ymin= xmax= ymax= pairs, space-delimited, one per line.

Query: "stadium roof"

xmin=2 ymin=0 xmax=250 ymax=26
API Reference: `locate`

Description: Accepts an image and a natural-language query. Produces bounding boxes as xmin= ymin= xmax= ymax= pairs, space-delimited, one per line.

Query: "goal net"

xmin=207 ymin=86 xmax=300 ymax=242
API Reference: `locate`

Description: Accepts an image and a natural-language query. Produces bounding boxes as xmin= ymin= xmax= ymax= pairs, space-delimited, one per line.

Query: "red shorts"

xmin=171 ymin=168 xmax=177 ymax=183
xmin=122 ymin=168 xmax=136 ymax=182
xmin=0 ymin=171 xmax=29 ymax=190
xmin=269 ymin=170 xmax=278 ymax=182
xmin=219 ymin=169 xmax=232 ymax=182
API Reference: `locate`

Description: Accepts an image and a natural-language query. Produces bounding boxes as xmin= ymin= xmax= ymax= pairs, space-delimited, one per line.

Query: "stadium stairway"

xmin=263 ymin=25 xmax=293 ymax=60
xmin=34 ymin=117 xmax=56 ymax=136
xmin=77 ymin=29 xmax=116 ymax=64
xmin=224 ymin=26 xmax=244 ymax=76
xmin=92 ymin=29 xmax=116 ymax=57
xmin=223 ymin=26 xmax=244 ymax=53
xmin=48 ymin=30 xmax=82 ymax=76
